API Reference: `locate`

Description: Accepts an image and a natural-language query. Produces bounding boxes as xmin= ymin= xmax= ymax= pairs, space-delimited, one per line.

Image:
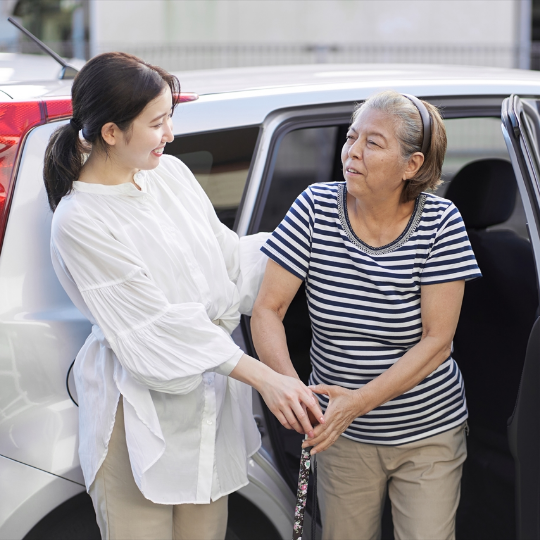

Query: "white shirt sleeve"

xmin=160 ymin=156 xmax=242 ymax=284
xmin=52 ymin=200 xmax=243 ymax=395
xmin=158 ymin=155 xmax=270 ymax=315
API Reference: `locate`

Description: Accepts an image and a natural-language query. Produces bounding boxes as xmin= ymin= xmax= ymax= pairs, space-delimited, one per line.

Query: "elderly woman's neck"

xmin=346 ymin=188 xmax=416 ymax=248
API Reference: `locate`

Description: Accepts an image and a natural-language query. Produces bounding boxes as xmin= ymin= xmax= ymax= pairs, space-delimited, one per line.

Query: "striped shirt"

xmin=261 ymin=182 xmax=481 ymax=445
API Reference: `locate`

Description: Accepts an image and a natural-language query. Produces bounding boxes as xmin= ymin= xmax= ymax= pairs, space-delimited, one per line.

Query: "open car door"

xmin=502 ymin=95 xmax=540 ymax=540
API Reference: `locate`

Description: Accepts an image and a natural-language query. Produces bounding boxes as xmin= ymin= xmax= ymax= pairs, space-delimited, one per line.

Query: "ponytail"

xmin=44 ymin=121 xmax=85 ymax=211
xmin=43 ymin=52 xmax=181 ymax=212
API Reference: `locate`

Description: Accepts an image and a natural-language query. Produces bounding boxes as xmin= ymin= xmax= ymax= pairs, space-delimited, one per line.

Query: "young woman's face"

xmin=111 ymin=85 xmax=175 ymax=171
xmin=341 ymin=108 xmax=419 ymax=200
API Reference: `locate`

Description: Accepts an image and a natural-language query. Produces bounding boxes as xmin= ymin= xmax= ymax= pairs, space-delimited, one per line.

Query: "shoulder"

xmin=156 ymin=153 xmax=192 ymax=177
xmin=295 ymin=182 xmax=342 ymax=209
xmin=52 ymin=191 xmax=109 ymax=246
xmin=422 ymin=192 xmax=462 ymax=228
xmin=52 ymin=192 xmax=88 ymax=236
xmin=308 ymin=181 xmax=342 ymax=199
xmin=148 ymin=154 xmax=204 ymax=198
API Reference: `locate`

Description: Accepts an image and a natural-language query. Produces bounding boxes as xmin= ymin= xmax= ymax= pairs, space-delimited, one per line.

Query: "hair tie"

xmin=70 ymin=118 xmax=82 ymax=131
xmin=402 ymin=94 xmax=432 ymax=155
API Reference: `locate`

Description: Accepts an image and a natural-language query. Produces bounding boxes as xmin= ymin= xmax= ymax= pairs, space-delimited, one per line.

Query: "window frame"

xmin=239 ymin=96 xmax=510 ymax=236
xmin=166 ymin=125 xmax=262 ymax=231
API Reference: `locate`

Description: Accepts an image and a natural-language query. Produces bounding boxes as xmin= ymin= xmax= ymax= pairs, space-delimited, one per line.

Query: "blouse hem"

xmin=130 ymin=440 xmax=262 ymax=505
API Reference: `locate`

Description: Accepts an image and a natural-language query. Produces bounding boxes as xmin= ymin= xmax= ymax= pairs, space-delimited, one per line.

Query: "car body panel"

xmin=0 ymin=53 xmax=84 ymax=86
xmin=0 ymin=122 xmax=89 ymax=485
xmin=0 ymin=454 xmax=84 ymax=540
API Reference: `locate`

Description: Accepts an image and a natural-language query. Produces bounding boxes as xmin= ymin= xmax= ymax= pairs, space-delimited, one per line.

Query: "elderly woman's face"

xmin=341 ymin=108 xmax=415 ymax=199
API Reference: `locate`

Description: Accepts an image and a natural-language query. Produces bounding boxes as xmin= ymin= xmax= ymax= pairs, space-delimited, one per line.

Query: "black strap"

xmin=66 ymin=358 xmax=78 ymax=406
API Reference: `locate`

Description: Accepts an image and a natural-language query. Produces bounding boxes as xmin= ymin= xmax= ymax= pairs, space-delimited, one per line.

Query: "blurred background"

xmin=0 ymin=0 xmax=538 ymax=73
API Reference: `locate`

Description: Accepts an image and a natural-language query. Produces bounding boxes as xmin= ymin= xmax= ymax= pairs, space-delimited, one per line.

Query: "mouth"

xmin=345 ymin=167 xmax=361 ymax=175
xmin=152 ymin=146 xmax=165 ymax=157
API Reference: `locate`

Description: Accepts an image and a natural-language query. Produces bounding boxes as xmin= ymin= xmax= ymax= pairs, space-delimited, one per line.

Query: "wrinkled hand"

xmin=259 ymin=373 xmax=325 ymax=437
xmin=303 ymin=384 xmax=365 ymax=454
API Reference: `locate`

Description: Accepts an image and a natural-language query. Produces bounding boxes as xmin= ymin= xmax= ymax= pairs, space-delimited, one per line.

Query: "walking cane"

xmin=292 ymin=444 xmax=318 ymax=540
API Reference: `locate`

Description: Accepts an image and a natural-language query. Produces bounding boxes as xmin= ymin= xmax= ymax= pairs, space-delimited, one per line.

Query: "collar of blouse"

xmin=72 ymin=170 xmax=148 ymax=197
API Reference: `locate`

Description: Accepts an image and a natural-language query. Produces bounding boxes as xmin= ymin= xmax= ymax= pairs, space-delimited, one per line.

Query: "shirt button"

xmin=207 ymin=420 xmax=213 ymax=425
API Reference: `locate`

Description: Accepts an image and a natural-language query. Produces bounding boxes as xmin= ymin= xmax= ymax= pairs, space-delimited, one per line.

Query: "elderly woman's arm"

xmin=304 ymin=278 xmax=465 ymax=454
xmin=251 ymin=259 xmax=304 ymax=379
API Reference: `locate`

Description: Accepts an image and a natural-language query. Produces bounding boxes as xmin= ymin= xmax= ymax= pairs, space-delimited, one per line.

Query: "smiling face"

xmin=341 ymin=108 xmax=423 ymax=201
xmin=103 ymin=85 xmax=175 ymax=172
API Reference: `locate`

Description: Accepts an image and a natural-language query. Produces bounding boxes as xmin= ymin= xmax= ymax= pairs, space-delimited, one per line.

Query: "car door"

xmin=502 ymin=95 xmax=540 ymax=540
xmin=238 ymin=96 xmax=536 ymax=540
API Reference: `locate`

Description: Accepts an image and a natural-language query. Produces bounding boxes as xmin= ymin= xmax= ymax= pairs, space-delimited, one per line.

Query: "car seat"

xmin=445 ymin=158 xmax=538 ymax=441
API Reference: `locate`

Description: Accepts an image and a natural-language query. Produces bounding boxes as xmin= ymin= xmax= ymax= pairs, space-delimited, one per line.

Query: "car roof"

xmin=4 ymin=63 xmax=540 ymax=102
xmin=8 ymin=63 xmax=540 ymax=136
xmin=174 ymin=63 xmax=540 ymax=95
xmin=166 ymin=63 xmax=540 ymax=135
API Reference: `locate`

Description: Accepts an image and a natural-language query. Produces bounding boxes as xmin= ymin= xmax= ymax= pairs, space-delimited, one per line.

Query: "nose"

xmin=347 ymin=137 xmax=363 ymax=160
xmin=163 ymin=116 xmax=174 ymax=143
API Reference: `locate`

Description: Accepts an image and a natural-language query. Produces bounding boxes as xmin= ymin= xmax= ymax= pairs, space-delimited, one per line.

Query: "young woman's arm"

xmin=53 ymin=207 xmax=323 ymax=433
xmin=229 ymin=355 xmax=323 ymax=437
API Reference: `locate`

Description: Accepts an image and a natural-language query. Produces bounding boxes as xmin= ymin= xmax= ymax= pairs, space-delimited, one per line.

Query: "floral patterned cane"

xmin=292 ymin=445 xmax=317 ymax=540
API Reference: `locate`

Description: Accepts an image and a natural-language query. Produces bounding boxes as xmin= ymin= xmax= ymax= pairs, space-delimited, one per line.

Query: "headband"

xmin=402 ymin=94 xmax=432 ymax=156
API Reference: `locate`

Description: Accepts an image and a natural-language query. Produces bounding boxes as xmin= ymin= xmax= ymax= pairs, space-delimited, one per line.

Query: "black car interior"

xmin=445 ymin=158 xmax=538 ymax=539
xmin=245 ymin=120 xmax=540 ymax=539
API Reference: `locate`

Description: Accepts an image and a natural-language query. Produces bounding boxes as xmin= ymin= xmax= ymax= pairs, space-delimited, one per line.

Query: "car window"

xmin=258 ymin=126 xmax=340 ymax=232
xmin=165 ymin=127 xmax=259 ymax=229
xmin=439 ymin=117 xmax=527 ymax=239
xmin=257 ymin=116 xmax=526 ymax=240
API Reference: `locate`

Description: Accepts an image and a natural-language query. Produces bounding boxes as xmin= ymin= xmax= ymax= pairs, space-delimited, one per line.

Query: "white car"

xmin=1 ymin=63 xmax=540 ymax=540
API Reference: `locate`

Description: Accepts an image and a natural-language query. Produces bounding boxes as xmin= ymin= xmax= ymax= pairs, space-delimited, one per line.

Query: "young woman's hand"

xmin=302 ymin=384 xmax=366 ymax=454
xmin=229 ymin=354 xmax=324 ymax=436
xmin=258 ymin=371 xmax=325 ymax=437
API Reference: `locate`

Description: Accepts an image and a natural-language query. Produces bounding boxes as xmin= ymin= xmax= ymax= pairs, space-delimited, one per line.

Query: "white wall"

xmin=0 ymin=0 xmax=21 ymax=46
xmin=95 ymin=0 xmax=516 ymax=46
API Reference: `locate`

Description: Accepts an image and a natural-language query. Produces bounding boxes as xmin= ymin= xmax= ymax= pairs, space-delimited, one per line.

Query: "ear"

xmin=403 ymin=152 xmax=424 ymax=181
xmin=100 ymin=122 xmax=120 ymax=146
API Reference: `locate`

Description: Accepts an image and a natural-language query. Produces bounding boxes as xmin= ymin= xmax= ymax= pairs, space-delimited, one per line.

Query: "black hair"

xmin=43 ymin=52 xmax=181 ymax=211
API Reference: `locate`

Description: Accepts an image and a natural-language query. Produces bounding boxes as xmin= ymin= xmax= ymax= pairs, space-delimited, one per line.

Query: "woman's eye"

xmin=367 ymin=140 xmax=378 ymax=146
xmin=345 ymin=135 xmax=354 ymax=141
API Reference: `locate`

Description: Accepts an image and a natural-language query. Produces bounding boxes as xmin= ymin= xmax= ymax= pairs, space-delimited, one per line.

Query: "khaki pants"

xmin=88 ymin=399 xmax=228 ymax=540
xmin=317 ymin=423 xmax=467 ymax=540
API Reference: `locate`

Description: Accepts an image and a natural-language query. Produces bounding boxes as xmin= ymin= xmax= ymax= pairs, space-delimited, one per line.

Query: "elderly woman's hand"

xmin=302 ymin=384 xmax=367 ymax=454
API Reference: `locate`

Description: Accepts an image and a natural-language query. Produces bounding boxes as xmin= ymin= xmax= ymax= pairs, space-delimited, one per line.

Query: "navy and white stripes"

xmin=261 ymin=182 xmax=481 ymax=445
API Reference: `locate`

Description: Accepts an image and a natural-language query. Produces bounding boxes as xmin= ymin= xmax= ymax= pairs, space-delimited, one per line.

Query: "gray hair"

xmin=353 ymin=90 xmax=447 ymax=201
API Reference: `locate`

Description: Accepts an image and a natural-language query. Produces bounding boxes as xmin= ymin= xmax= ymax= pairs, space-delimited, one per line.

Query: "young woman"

xmin=44 ymin=52 xmax=323 ymax=540
xmin=252 ymin=91 xmax=481 ymax=540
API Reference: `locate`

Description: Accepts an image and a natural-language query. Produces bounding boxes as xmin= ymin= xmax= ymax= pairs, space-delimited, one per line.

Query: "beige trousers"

xmin=317 ymin=423 xmax=467 ymax=540
xmin=88 ymin=399 xmax=228 ymax=540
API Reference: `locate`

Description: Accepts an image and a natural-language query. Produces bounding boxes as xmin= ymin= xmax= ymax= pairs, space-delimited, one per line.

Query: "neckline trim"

xmin=337 ymin=183 xmax=426 ymax=256
xmin=72 ymin=170 xmax=148 ymax=196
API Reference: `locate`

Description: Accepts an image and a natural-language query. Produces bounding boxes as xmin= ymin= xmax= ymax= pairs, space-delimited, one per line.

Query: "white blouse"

xmin=50 ymin=154 xmax=268 ymax=504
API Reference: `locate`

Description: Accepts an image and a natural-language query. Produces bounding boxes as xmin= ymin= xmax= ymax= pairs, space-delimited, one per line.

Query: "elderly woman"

xmin=251 ymin=90 xmax=481 ymax=540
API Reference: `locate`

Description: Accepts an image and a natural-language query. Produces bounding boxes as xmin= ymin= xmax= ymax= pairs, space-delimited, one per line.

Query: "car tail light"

xmin=0 ymin=93 xmax=197 ymax=253
xmin=176 ymin=92 xmax=198 ymax=103
xmin=0 ymin=97 xmax=72 ymax=251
